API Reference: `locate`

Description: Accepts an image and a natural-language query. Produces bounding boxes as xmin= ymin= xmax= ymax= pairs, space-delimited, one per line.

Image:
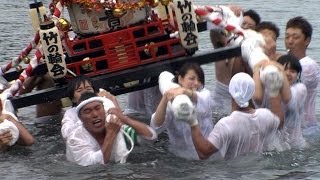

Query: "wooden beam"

xmin=9 ymin=45 xmax=241 ymax=109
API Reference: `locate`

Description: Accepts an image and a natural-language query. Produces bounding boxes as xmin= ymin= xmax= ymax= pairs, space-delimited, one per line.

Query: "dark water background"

xmin=1 ymin=0 xmax=320 ymax=179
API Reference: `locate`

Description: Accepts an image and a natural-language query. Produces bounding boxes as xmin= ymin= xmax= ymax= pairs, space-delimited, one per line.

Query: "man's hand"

xmin=0 ymin=131 xmax=12 ymax=146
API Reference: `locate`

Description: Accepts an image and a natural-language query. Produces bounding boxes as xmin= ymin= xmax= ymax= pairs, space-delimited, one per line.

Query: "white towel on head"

xmin=0 ymin=119 xmax=19 ymax=146
xmin=229 ymin=72 xmax=255 ymax=108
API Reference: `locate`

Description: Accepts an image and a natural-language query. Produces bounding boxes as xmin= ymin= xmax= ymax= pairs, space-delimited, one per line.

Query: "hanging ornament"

xmin=137 ymin=0 xmax=146 ymax=8
xmin=56 ymin=18 xmax=71 ymax=32
xmin=144 ymin=42 xmax=158 ymax=56
xmin=22 ymin=56 xmax=31 ymax=64
xmin=113 ymin=8 xmax=126 ymax=18
xmin=149 ymin=0 xmax=159 ymax=8
xmin=159 ymin=0 xmax=170 ymax=6
xmin=81 ymin=57 xmax=93 ymax=71
xmin=15 ymin=65 xmax=23 ymax=72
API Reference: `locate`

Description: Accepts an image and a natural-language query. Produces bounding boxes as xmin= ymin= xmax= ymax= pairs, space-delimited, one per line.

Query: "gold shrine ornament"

xmin=112 ymin=8 xmax=127 ymax=18
xmin=148 ymin=0 xmax=159 ymax=8
xmin=56 ymin=18 xmax=71 ymax=32
xmin=159 ymin=0 xmax=171 ymax=6
xmin=15 ymin=65 xmax=23 ymax=72
xmin=81 ymin=57 xmax=93 ymax=71
xmin=22 ymin=56 xmax=31 ymax=64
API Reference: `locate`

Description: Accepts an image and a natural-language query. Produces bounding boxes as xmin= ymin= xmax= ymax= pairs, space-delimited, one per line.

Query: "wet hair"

xmin=286 ymin=16 xmax=312 ymax=39
xmin=173 ymin=62 xmax=205 ymax=88
xmin=66 ymin=75 xmax=97 ymax=102
xmin=78 ymin=91 xmax=98 ymax=104
xmin=243 ymin=9 xmax=261 ymax=25
xmin=255 ymin=21 xmax=280 ymax=39
xmin=277 ymin=54 xmax=302 ymax=82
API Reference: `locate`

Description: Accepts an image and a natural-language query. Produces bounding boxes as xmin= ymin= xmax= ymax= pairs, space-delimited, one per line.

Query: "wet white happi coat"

xmin=150 ymin=88 xmax=214 ymax=160
xmin=66 ymin=125 xmax=129 ymax=166
xmin=61 ymin=107 xmax=82 ymax=140
xmin=207 ymin=109 xmax=280 ymax=160
xmin=283 ymin=83 xmax=307 ymax=148
xmin=300 ymin=56 xmax=320 ymax=128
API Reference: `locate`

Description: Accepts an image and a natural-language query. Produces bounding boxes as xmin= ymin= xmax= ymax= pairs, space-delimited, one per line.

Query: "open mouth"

xmin=92 ymin=119 xmax=103 ymax=126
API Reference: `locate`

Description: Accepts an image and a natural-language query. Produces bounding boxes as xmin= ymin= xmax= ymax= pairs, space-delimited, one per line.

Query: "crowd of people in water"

xmin=0 ymin=6 xmax=320 ymax=166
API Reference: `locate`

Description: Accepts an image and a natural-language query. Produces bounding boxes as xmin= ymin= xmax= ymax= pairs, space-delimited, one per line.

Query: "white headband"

xmin=76 ymin=97 xmax=105 ymax=116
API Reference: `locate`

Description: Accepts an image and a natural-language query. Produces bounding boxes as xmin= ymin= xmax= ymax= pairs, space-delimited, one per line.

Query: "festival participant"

xmin=61 ymin=75 xmax=119 ymax=140
xmin=255 ymin=21 xmax=283 ymax=60
xmin=241 ymin=9 xmax=261 ymax=30
xmin=285 ymin=16 xmax=320 ymax=131
xmin=19 ymin=74 xmax=63 ymax=118
xmin=180 ymin=72 xmax=284 ymax=160
xmin=277 ymin=54 xmax=308 ymax=148
xmin=150 ymin=63 xmax=214 ymax=160
xmin=253 ymin=54 xmax=307 ymax=148
xmin=209 ymin=29 xmax=243 ymax=117
xmin=66 ymin=92 xmax=157 ymax=166
xmin=0 ymin=111 xmax=34 ymax=151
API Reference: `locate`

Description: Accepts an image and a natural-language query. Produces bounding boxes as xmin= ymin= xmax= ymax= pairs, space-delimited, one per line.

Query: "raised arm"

xmin=191 ymin=125 xmax=218 ymax=159
xmin=108 ymin=108 xmax=156 ymax=140
xmin=268 ymin=95 xmax=284 ymax=129
xmin=2 ymin=114 xmax=34 ymax=146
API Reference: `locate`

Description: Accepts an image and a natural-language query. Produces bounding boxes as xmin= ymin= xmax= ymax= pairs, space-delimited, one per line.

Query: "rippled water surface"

xmin=1 ymin=0 xmax=320 ymax=179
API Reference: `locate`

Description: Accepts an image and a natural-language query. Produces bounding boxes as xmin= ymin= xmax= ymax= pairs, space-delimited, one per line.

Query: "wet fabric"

xmin=229 ymin=72 xmax=255 ymax=108
xmin=61 ymin=107 xmax=82 ymax=140
xmin=299 ymin=56 xmax=320 ymax=128
xmin=207 ymin=109 xmax=280 ymax=160
xmin=150 ymin=88 xmax=214 ymax=160
xmin=283 ymin=83 xmax=308 ymax=148
xmin=0 ymin=119 xmax=19 ymax=146
xmin=66 ymin=125 xmax=129 ymax=166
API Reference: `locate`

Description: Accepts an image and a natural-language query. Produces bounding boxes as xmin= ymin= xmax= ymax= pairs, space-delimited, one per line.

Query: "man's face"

xmin=285 ymin=27 xmax=310 ymax=57
xmin=79 ymin=101 xmax=106 ymax=134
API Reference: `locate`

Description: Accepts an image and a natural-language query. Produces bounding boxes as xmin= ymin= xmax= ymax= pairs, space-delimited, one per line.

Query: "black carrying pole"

xmin=8 ymin=45 xmax=241 ymax=109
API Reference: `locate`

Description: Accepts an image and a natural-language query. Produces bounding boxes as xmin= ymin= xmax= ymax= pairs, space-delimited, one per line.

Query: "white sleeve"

xmin=195 ymin=88 xmax=212 ymax=116
xmin=301 ymin=60 xmax=320 ymax=89
xmin=66 ymin=130 xmax=104 ymax=166
xmin=61 ymin=108 xmax=81 ymax=140
xmin=150 ymin=109 xmax=172 ymax=134
xmin=287 ymin=83 xmax=307 ymax=110
xmin=207 ymin=119 xmax=230 ymax=158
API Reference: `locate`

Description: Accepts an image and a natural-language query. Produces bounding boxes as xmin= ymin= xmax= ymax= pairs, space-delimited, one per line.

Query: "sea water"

xmin=0 ymin=0 xmax=320 ymax=179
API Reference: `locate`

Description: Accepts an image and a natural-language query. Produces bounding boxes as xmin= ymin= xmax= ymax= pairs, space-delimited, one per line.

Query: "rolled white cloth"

xmin=260 ymin=65 xmax=284 ymax=97
xmin=158 ymin=71 xmax=197 ymax=125
xmin=158 ymin=71 xmax=180 ymax=95
xmin=170 ymin=94 xmax=198 ymax=126
xmin=241 ymin=29 xmax=269 ymax=69
xmin=0 ymin=119 xmax=19 ymax=146
xmin=229 ymin=72 xmax=255 ymax=108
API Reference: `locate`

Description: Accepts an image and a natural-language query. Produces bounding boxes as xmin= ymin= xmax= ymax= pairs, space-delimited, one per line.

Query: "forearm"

xmin=280 ymin=75 xmax=292 ymax=104
xmin=122 ymin=116 xmax=153 ymax=138
xmin=191 ymin=126 xmax=217 ymax=160
xmin=269 ymin=95 xmax=284 ymax=129
xmin=153 ymin=96 xmax=169 ymax=127
xmin=9 ymin=119 xmax=34 ymax=146
xmin=101 ymin=133 xmax=117 ymax=163
xmin=252 ymin=70 xmax=264 ymax=105
xmin=184 ymin=88 xmax=197 ymax=103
